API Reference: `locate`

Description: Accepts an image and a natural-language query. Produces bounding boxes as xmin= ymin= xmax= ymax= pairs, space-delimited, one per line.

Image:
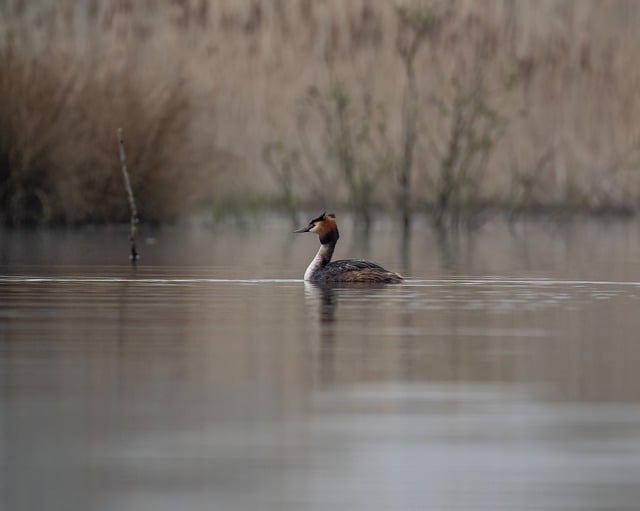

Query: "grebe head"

xmin=294 ymin=212 xmax=339 ymax=244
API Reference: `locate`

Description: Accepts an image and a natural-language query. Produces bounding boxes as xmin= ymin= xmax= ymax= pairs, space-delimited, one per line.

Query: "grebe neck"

xmin=304 ymin=240 xmax=336 ymax=281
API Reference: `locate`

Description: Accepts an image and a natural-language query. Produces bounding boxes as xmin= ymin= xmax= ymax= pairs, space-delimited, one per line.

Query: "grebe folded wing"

xmin=329 ymin=259 xmax=388 ymax=271
xmin=318 ymin=259 xmax=402 ymax=283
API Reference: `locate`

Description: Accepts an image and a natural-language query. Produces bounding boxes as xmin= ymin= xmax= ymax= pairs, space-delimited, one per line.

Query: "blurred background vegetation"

xmin=1 ymin=0 xmax=640 ymax=226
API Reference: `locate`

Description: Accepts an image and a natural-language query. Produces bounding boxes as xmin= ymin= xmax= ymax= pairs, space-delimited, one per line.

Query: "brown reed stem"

xmin=117 ymin=128 xmax=139 ymax=263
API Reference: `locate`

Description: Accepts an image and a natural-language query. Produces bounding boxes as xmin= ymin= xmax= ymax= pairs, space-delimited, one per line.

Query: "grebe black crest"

xmin=294 ymin=212 xmax=403 ymax=284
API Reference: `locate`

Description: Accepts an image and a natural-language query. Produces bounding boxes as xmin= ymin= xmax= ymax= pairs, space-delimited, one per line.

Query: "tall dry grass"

xmin=2 ymin=0 xmax=640 ymax=224
xmin=0 ymin=1 xmax=217 ymax=224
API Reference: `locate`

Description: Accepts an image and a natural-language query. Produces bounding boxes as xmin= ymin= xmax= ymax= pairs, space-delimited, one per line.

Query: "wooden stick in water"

xmin=117 ymin=128 xmax=140 ymax=263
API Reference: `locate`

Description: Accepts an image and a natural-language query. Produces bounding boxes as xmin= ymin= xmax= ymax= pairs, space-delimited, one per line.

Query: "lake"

xmin=1 ymin=215 xmax=640 ymax=510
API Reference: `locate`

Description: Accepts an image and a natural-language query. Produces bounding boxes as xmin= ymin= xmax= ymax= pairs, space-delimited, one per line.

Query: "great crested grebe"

xmin=294 ymin=212 xmax=403 ymax=283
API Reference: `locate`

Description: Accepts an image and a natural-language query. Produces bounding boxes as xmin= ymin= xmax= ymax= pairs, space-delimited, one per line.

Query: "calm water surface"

xmin=2 ymin=216 xmax=640 ymax=510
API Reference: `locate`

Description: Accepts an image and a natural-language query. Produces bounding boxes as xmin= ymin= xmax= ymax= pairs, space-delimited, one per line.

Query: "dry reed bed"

xmin=1 ymin=0 xmax=639 ymax=224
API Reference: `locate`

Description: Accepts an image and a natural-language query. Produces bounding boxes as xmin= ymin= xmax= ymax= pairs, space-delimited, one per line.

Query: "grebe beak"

xmin=294 ymin=226 xmax=310 ymax=233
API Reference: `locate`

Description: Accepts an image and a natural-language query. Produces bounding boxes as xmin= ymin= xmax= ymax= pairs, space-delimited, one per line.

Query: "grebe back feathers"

xmin=294 ymin=212 xmax=403 ymax=283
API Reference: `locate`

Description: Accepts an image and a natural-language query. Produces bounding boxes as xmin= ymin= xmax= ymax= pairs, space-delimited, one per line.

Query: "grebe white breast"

xmin=294 ymin=212 xmax=403 ymax=283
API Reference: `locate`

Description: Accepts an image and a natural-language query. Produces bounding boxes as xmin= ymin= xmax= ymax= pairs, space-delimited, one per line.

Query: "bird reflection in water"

xmin=303 ymin=281 xmax=395 ymax=385
xmin=304 ymin=282 xmax=337 ymax=385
